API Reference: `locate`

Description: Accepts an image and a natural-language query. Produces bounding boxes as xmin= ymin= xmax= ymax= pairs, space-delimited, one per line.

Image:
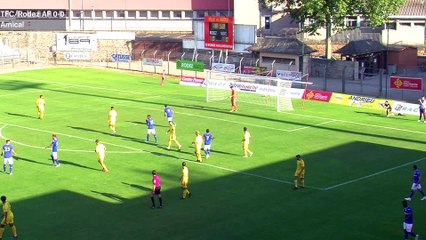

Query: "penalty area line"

xmin=323 ymin=156 xmax=426 ymax=191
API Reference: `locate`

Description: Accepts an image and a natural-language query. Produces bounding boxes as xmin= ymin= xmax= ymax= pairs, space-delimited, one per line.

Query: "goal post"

xmin=205 ymin=70 xmax=307 ymax=112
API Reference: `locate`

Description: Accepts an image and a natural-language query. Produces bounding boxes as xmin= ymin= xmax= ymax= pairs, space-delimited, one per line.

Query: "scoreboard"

xmin=204 ymin=16 xmax=234 ymax=50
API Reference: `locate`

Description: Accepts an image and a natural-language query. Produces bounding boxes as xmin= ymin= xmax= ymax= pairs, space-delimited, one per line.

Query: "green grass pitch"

xmin=0 ymin=67 xmax=425 ymax=240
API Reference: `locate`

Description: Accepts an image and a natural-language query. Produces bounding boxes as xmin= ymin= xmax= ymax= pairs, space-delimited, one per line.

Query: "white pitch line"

xmin=0 ymin=122 xmax=319 ymax=188
xmin=0 ymin=122 xmax=146 ymax=153
xmin=287 ymin=120 xmax=338 ymax=132
xmin=188 ymin=160 xmax=324 ymax=190
xmin=282 ymin=111 xmax=426 ymax=135
xmin=323 ymin=156 xmax=426 ymax=191
xmin=113 ymin=102 xmax=296 ymax=133
xmin=0 ymin=124 xmax=143 ymax=154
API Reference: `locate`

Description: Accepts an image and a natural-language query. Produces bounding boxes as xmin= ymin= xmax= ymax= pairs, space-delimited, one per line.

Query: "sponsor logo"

xmin=111 ymin=54 xmax=131 ymax=62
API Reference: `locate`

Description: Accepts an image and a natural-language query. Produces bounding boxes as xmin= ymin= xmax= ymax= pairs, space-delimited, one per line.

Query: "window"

xmin=161 ymin=11 xmax=170 ymax=18
xmin=399 ymin=22 xmax=411 ymax=27
xmin=183 ymin=11 xmax=193 ymax=19
xmin=105 ymin=11 xmax=114 ymax=19
xmin=173 ymin=11 xmax=182 ymax=19
xmin=117 ymin=11 xmax=125 ymax=18
xmin=208 ymin=11 xmax=217 ymax=16
xmin=414 ymin=22 xmax=425 ymax=27
xmin=83 ymin=10 xmax=92 ymax=19
xmin=73 ymin=11 xmax=81 ymax=18
xmin=386 ymin=22 xmax=396 ymax=30
xmin=196 ymin=11 xmax=205 ymax=19
xmin=150 ymin=11 xmax=159 ymax=19
xmin=128 ymin=11 xmax=136 ymax=18
xmin=345 ymin=17 xmax=357 ymax=28
xmin=94 ymin=11 xmax=103 ymax=18
xmin=139 ymin=11 xmax=147 ymax=18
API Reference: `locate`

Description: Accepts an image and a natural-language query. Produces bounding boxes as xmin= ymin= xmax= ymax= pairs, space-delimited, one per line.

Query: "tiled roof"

xmin=396 ymin=0 xmax=426 ymax=16
xmin=248 ymin=37 xmax=316 ymax=55
xmin=334 ymin=39 xmax=386 ymax=56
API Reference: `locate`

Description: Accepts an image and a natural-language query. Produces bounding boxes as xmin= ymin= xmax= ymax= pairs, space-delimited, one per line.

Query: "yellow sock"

xmin=301 ymin=179 xmax=305 ymax=187
xmin=0 ymin=227 xmax=5 ymax=238
xmin=11 ymin=225 xmax=17 ymax=237
xmin=294 ymin=179 xmax=298 ymax=188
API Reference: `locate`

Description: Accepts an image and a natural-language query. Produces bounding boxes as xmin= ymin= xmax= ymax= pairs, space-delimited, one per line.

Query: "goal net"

xmin=205 ymin=70 xmax=297 ymax=112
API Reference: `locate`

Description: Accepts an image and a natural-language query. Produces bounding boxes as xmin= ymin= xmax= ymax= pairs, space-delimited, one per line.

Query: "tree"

xmin=267 ymin=0 xmax=406 ymax=59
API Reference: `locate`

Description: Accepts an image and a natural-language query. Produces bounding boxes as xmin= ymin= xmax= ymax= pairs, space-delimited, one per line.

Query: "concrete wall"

xmin=0 ymin=31 xmax=129 ymax=62
xmin=234 ymin=0 xmax=259 ymax=28
xmin=309 ymin=58 xmax=359 ymax=80
xmin=382 ymin=25 xmax=425 ymax=46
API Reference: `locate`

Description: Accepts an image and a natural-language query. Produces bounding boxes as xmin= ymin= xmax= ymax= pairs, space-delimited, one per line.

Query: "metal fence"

xmin=2 ymin=45 xmax=426 ymax=102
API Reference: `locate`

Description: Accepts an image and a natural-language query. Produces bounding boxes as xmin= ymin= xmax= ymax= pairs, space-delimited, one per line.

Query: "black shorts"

xmin=153 ymin=187 xmax=161 ymax=195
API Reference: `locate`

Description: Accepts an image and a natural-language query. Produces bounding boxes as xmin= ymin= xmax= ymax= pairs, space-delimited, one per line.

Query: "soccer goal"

xmin=205 ymin=70 xmax=310 ymax=112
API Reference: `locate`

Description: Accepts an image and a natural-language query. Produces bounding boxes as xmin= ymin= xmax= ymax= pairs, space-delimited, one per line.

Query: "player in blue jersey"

xmin=402 ymin=200 xmax=419 ymax=240
xmin=404 ymin=165 xmax=426 ymax=201
xmin=1 ymin=140 xmax=17 ymax=175
xmin=145 ymin=114 xmax=158 ymax=143
xmin=46 ymin=134 xmax=60 ymax=167
xmin=164 ymin=105 xmax=174 ymax=124
xmin=203 ymin=129 xmax=214 ymax=159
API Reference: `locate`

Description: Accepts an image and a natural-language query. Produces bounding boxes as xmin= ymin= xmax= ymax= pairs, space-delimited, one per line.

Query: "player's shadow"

xmin=17 ymin=156 xmax=52 ymax=166
xmin=60 ymin=159 xmax=100 ymax=172
xmin=121 ymin=182 xmax=152 ymax=192
xmin=125 ymin=121 xmax=168 ymax=128
xmin=68 ymin=126 xmax=112 ymax=136
xmin=354 ymin=111 xmax=412 ymax=121
xmin=91 ymin=190 xmax=127 ymax=202
xmin=5 ymin=112 xmax=39 ymax=119
xmin=150 ymin=151 xmax=180 ymax=159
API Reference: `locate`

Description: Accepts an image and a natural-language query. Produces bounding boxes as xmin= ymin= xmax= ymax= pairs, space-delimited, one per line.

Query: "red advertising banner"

xmin=390 ymin=76 xmax=423 ymax=91
xmin=242 ymin=66 xmax=267 ymax=75
xmin=303 ymin=90 xmax=333 ymax=102
xmin=180 ymin=76 xmax=205 ymax=87
xmin=204 ymin=16 xmax=234 ymax=50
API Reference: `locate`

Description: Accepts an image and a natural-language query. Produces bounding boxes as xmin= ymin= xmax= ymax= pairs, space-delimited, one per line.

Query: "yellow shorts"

xmin=181 ymin=180 xmax=188 ymax=188
xmin=1 ymin=216 xmax=14 ymax=225
xmin=295 ymin=171 xmax=305 ymax=178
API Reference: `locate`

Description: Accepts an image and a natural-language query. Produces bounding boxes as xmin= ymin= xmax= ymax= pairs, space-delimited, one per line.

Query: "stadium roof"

xmin=248 ymin=37 xmax=316 ymax=55
xmin=334 ymin=39 xmax=386 ymax=56
xmin=395 ymin=0 xmax=426 ymax=17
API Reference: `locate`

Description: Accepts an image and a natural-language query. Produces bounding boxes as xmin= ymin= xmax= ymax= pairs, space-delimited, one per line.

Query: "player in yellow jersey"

xmin=294 ymin=154 xmax=305 ymax=190
xmin=0 ymin=196 xmax=17 ymax=240
xmin=95 ymin=139 xmax=108 ymax=173
xmin=180 ymin=161 xmax=191 ymax=199
xmin=35 ymin=95 xmax=46 ymax=119
xmin=192 ymin=130 xmax=203 ymax=162
xmin=108 ymin=106 xmax=118 ymax=135
xmin=167 ymin=121 xmax=182 ymax=151
xmin=242 ymin=127 xmax=253 ymax=158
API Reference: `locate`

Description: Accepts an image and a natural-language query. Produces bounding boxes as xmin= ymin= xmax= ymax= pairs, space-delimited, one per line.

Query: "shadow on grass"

xmin=91 ymin=190 xmax=127 ymax=202
xmin=60 ymin=159 xmax=100 ymax=172
xmin=17 ymin=156 xmax=52 ymax=166
xmin=5 ymin=112 xmax=39 ymax=119
xmin=122 ymin=182 xmax=152 ymax=192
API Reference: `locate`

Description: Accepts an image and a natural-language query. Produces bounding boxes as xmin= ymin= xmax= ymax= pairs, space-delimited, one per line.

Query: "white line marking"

xmin=113 ymin=102 xmax=295 ymax=133
xmin=0 ymin=123 xmax=146 ymax=153
xmin=189 ymin=160 xmax=323 ymax=190
xmin=282 ymin=111 xmax=426 ymax=135
xmin=323 ymin=156 xmax=426 ymax=191
xmin=287 ymin=120 xmax=338 ymax=132
xmin=0 ymin=121 xmax=315 ymax=188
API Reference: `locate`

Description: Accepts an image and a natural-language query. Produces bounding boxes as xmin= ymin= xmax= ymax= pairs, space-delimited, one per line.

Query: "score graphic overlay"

xmin=204 ymin=16 xmax=234 ymax=50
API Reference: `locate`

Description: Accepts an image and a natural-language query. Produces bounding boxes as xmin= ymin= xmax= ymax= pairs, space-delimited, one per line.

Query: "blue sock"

xmin=51 ymin=156 xmax=55 ymax=164
xmin=55 ymin=159 xmax=60 ymax=165
xmin=410 ymin=231 xmax=416 ymax=237
xmin=146 ymin=134 xmax=150 ymax=141
xmin=154 ymin=135 xmax=157 ymax=142
xmin=404 ymin=230 xmax=408 ymax=240
xmin=419 ymin=190 xmax=426 ymax=197
xmin=9 ymin=164 xmax=13 ymax=173
xmin=204 ymin=149 xmax=208 ymax=155
xmin=3 ymin=164 xmax=5 ymax=172
xmin=409 ymin=190 xmax=414 ymax=198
